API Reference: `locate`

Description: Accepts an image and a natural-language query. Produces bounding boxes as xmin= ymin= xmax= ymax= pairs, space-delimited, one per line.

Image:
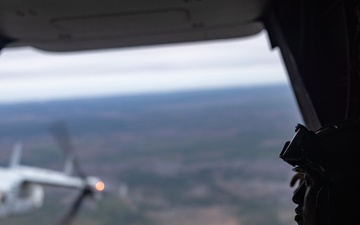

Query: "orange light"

xmin=95 ymin=181 xmax=105 ymax=192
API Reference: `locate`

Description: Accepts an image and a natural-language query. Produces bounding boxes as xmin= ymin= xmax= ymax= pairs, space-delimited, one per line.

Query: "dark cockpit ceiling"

xmin=0 ymin=0 xmax=270 ymax=52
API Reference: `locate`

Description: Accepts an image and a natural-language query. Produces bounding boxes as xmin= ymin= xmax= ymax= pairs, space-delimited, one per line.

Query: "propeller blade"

xmin=49 ymin=121 xmax=73 ymax=154
xmin=49 ymin=121 xmax=86 ymax=178
xmin=50 ymin=121 xmax=103 ymax=225
xmin=56 ymin=187 xmax=92 ymax=225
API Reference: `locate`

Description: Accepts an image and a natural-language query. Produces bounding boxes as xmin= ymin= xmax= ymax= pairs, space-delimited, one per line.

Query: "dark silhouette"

xmin=280 ymin=119 xmax=360 ymax=225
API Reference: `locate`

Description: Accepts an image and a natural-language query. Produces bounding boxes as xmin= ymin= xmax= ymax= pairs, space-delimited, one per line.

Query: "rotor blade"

xmin=49 ymin=121 xmax=73 ymax=154
xmin=56 ymin=187 xmax=91 ymax=225
xmin=49 ymin=121 xmax=86 ymax=178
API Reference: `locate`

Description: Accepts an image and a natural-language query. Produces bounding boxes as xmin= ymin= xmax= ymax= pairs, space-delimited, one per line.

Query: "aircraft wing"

xmin=0 ymin=0 xmax=359 ymax=130
xmin=14 ymin=166 xmax=83 ymax=189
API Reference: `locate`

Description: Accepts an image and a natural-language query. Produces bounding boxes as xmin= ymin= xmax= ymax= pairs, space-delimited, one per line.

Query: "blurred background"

xmin=0 ymin=31 xmax=302 ymax=225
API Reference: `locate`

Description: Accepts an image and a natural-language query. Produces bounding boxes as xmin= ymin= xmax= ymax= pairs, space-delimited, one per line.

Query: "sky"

xmin=0 ymin=31 xmax=289 ymax=104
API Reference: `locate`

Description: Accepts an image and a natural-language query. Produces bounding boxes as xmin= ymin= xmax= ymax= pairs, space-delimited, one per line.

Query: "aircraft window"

xmin=0 ymin=31 xmax=302 ymax=225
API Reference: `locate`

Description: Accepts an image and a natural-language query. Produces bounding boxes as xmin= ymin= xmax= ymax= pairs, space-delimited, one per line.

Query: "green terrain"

xmin=0 ymin=85 xmax=302 ymax=225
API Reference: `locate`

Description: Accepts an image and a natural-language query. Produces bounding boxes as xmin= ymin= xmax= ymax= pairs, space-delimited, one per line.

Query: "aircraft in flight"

xmin=0 ymin=123 xmax=105 ymax=224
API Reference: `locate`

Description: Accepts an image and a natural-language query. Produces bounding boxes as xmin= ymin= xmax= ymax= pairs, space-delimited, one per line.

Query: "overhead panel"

xmin=0 ymin=0 xmax=270 ymax=52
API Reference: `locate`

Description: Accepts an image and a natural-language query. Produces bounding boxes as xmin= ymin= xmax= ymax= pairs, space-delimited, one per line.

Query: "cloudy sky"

xmin=0 ymin=31 xmax=289 ymax=104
